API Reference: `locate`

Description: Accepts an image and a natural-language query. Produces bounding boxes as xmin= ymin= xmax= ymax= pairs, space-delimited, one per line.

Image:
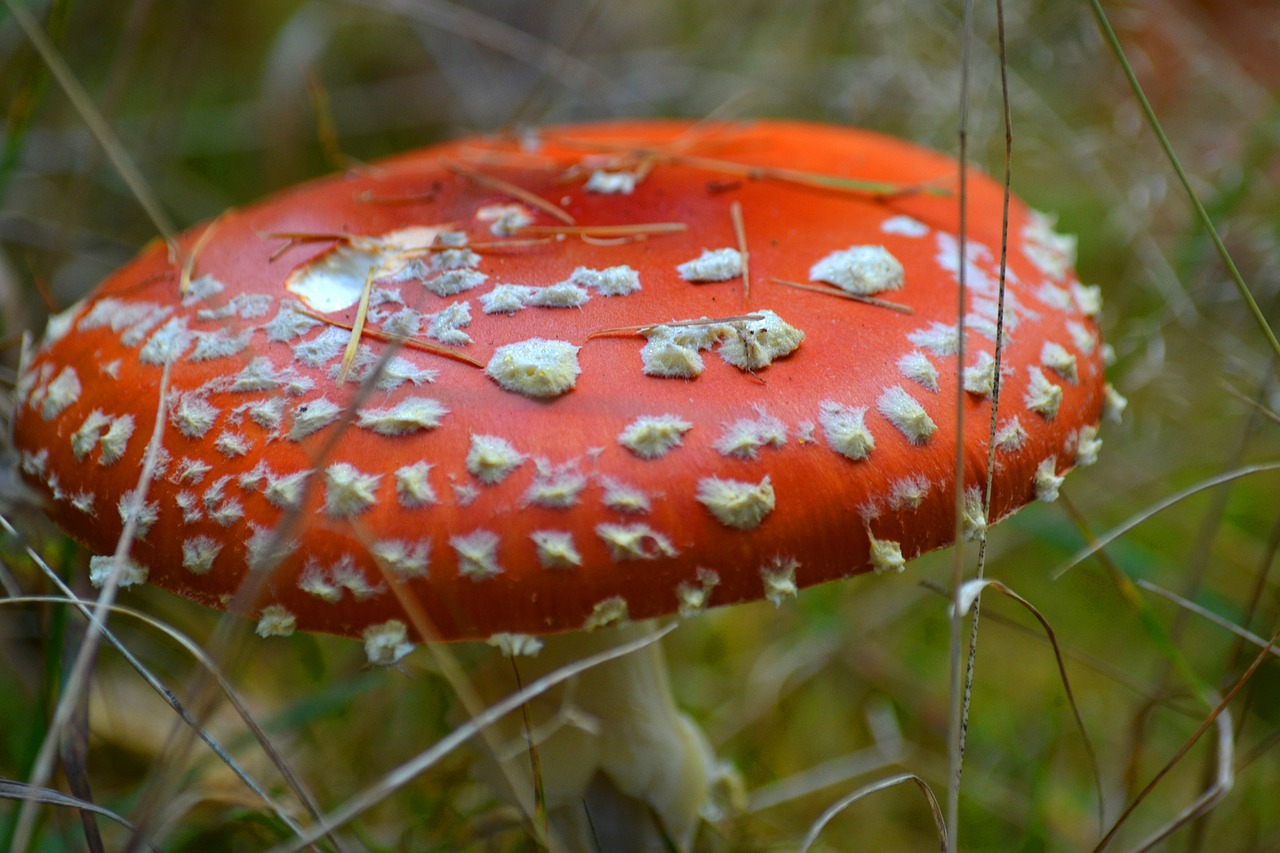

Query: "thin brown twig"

xmin=731 ymin=200 xmax=750 ymax=301
xmin=769 ymin=278 xmax=914 ymax=314
xmin=585 ymin=314 xmax=764 ymax=340
xmin=447 ymin=161 xmax=575 ymax=224
xmin=296 ymin=307 xmax=485 ymax=369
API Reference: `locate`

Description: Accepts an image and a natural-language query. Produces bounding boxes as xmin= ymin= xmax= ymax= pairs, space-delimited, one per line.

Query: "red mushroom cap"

xmin=11 ymin=120 xmax=1110 ymax=648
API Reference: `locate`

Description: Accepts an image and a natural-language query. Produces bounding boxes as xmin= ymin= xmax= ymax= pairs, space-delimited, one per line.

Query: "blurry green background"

xmin=2 ymin=1 xmax=1279 ymax=850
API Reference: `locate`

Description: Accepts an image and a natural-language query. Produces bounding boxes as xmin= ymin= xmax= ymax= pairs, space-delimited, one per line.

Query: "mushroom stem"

xmin=473 ymin=623 xmax=730 ymax=851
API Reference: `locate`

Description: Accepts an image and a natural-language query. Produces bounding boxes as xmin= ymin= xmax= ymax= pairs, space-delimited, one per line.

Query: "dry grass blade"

xmin=769 ymin=279 xmax=913 ymax=314
xmin=798 ymin=772 xmax=947 ymax=853
xmin=731 ymin=200 xmax=749 ymax=301
xmin=447 ymin=162 xmax=575 ymax=224
xmin=2 ymin=0 xmax=176 ymax=254
xmin=0 ymin=593 xmax=321 ymax=846
xmin=954 ymin=578 xmax=1105 ymax=833
xmin=10 ymin=362 xmax=172 ymax=852
xmin=748 ymin=698 xmax=907 ymax=812
xmin=335 ymin=267 xmax=377 ymax=385
xmin=1093 ymin=634 xmax=1274 ymax=851
xmin=1052 ymin=462 xmax=1280 ymax=580
xmin=265 ymin=625 xmax=676 ymax=853
xmin=297 ymin=306 xmax=485 ymax=368
xmin=1087 ymin=0 xmax=1280 ymax=363
xmin=176 ymin=214 xmax=225 ymax=297
xmin=359 ymin=0 xmax=634 ymax=108
xmin=0 ymin=780 xmax=162 ymax=853
xmin=1136 ymin=579 xmax=1280 ymax=658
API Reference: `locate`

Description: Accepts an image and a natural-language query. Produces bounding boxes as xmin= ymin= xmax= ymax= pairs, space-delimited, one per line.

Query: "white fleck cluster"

xmin=364 ymin=620 xmax=414 ymax=666
xmin=531 ymin=530 xmax=582 ymax=569
xmin=372 ymin=539 xmax=431 ymax=578
xmin=1024 ymin=367 xmax=1063 ymax=419
xmin=676 ymin=568 xmax=721 ymax=616
xmin=1036 ymin=281 xmax=1074 ymax=312
xmin=1034 ymin=457 xmax=1065 ymax=502
xmin=869 ymin=536 xmax=905 ymax=574
xmin=293 ymin=327 xmax=349 ymax=367
xmin=289 ymin=397 xmax=341 ymax=440
xmin=908 ymin=322 xmax=960 ymax=357
xmin=214 ymin=431 xmax=250 ymax=458
xmin=993 ymin=417 xmax=1028 ymax=453
xmin=139 ymin=317 xmax=194 ymax=365
xmin=1040 ymin=342 xmax=1078 ymax=383
xmin=263 ymin=470 xmax=312 ymax=510
xmin=1066 ymin=320 xmax=1097 ymax=355
xmin=618 ymin=415 xmax=693 ymax=459
xmin=485 ymin=338 xmax=581 ymax=398
xmin=197 ymin=292 xmax=272 ymax=321
xmin=569 ymin=265 xmax=641 ymax=296
xmin=1022 ymin=211 xmax=1077 ymax=280
xmin=262 ymin=303 xmax=321 ymax=342
xmin=356 ymin=397 xmax=449 ymax=436
xmin=476 ymin=203 xmax=534 ymax=236
xmin=640 ymin=321 xmax=729 ymax=379
xmin=466 ymin=434 xmax=525 ymax=484
xmin=598 ymin=476 xmax=651 ymax=514
xmin=696 ymin=476 xmax=776 ymax=530
xmin=596 ymin=523 xmax=677 ymax=561
xmin=1075 ymin=424 xmax=1102 ymax=467
xmin=78 ymin=297 xmax=167 ymax=335
xmin=171 ymin=394 xmax=219 ymax=439
xmin=395 ymin=462 xmax=437 ymax=507
xmin=525 ymin=460 xmax=588 ymax=508
xmin=718 ymin=310 xmax=804 ymax=371
xmin=677 ymin=248 xmax=743 ymax=282
xmin=897 ymin=351 xmax=940 ymax=392
xmin=881 ymin=215 xmax=929 ymax=237
xmin=583 ymin=597 xmax=629 ymax=631
xmin=423 ymin=269 xmax=487 ymax=297
xmin=299 ymin=555 xmax=384 ymax=601
xmin=962 ymin=487 xmax=987 ymax=542
xmin=97 ymin=415 xmax=136 ymax=466
xmin=760 ymin=556 xmax=799 ymax=606
xmin=479 ymin=282 xmax=589 ymax=314
xmin=1103 ymin=384 xmax=1128 ymax=423
xmin=182 ymin=536 xmax=222 ymax=574
xmin=71 ymin=411 xmax=111 ymax=460
xmin=256 ymin=605 xmax=297 ymax=638
xmin=451 ymin=530 xmax=503 ymax=580
xmin=1072 ymin=283 xmax=1103 ymax=317
xmin=118 ymin=490 xmax=159 ymax=539
xmin=488 ymin=633 xmax=543 ymax=656
xmin=714 ymin=406 xmax=787 ymax=460
xmin=585 ymin=169 xmax=637 ymax=194
xmin=819 ymin=401 xmax=875 ymax=462
xmin=425 ymin=302 xmax=473 ymax=345
xmin=962 ymin=352 xmax=998 ymax=397
xmin=40 ymin=367 xmax=81 ymax=420
xmin=810 ymin=245 xmax=904 ymax=294
xmin=889 ymin=475 xmax=930 ymax=510
xmin=324 ymin=463 xmax=381 ymax=517
xmin=333 ymin=350 xmax=437 ymax=391
xmin=188 ymin=328 xmax=252 ymax=362
xmin=877 ymin=385 xmax=936 ymax=445
xmin=89 ymin=555 xmax=148 ymax=588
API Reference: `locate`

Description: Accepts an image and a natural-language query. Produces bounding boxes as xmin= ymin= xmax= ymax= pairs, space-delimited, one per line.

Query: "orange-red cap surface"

xmin=12 ymin=121 xmax=1111 ymax=648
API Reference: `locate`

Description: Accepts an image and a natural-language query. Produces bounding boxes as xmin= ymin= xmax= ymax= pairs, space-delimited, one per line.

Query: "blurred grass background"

xmin=1 ymin=0 xmax=1279 ymax=850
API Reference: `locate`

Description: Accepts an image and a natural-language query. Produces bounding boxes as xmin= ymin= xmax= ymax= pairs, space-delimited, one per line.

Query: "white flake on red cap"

xmin=696 ymin=476 xmax=776 ymax=530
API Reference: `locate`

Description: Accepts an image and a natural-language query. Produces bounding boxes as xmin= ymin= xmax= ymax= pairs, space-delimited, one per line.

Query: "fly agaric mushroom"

xmin=11 ymin=120 xmax=1117 ymax=848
